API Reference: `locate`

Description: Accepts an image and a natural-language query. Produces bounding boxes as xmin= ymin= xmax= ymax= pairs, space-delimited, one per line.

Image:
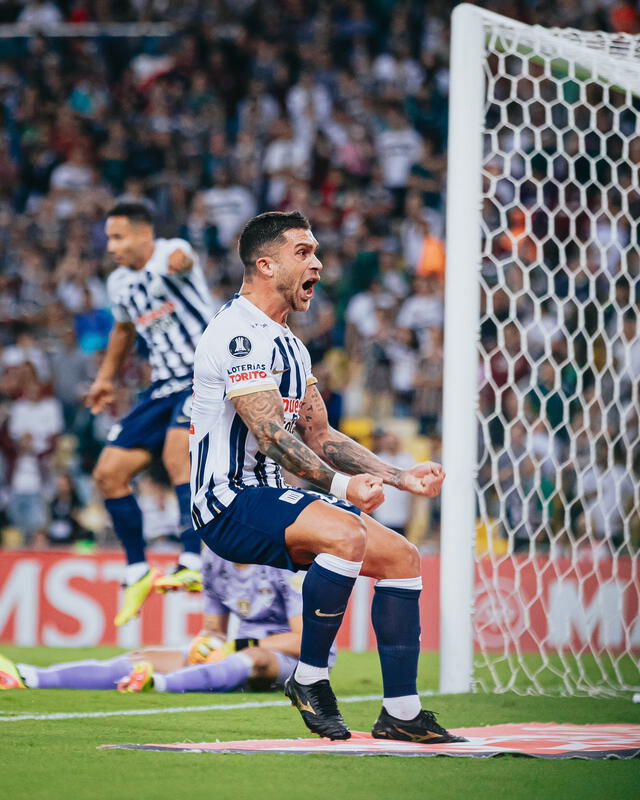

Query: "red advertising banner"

xmin=0 ymin=551 xmax=638 ymax=651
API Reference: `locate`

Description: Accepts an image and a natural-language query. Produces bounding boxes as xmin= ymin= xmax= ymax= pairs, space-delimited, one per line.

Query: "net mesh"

xmin=473 ymin=14 xmax=640 ymax=696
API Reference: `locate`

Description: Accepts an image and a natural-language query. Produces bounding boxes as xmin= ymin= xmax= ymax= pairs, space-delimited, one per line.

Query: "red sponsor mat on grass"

xmin=100 ymin=723 xmax=640 ymax=759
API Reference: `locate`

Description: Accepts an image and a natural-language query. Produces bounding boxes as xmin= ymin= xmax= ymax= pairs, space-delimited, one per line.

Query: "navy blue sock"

xmin=174 ymin=483 xmax=201 ymax=555
xmin=104 ymin=495 xmax=145 ymax=565
xmin=371 ymin=585 xmax=421 ymax=697
xmin=300 ymin=563 xmax=356 ymax=668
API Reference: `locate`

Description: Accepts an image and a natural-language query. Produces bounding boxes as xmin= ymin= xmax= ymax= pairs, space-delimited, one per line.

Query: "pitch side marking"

xmin=0 ymin=690 xmax=434 ymax=723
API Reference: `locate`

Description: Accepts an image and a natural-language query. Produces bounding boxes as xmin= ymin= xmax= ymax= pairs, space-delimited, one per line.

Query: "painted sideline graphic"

xmin=2 ymin=551 xmax=638 ymax=652
xmin=100 ymin=723 xmax=640 ymax=759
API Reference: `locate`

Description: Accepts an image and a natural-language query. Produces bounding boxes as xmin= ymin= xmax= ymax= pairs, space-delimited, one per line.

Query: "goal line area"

xmin=441 ymin=4 xmax=640 ymax=697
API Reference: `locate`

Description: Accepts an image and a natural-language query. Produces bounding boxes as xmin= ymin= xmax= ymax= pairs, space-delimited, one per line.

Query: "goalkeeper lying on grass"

xmin=0 ymin=550 xmax=319 ymax=693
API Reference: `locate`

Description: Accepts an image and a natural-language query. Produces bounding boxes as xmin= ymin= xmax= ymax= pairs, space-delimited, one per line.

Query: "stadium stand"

xmin=0 ymin=0 xmax=638 ymax=556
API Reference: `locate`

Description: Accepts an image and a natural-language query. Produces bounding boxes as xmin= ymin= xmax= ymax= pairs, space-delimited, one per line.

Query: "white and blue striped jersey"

xmin=190 ymin=294 xmax=316 ymax=529
xmin=106 ymin=238 xmax=215 ymax=398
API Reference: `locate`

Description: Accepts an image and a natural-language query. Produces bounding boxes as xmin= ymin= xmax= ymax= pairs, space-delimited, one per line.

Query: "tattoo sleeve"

xmin=296 ymin=385 xmax=403 ymax=488
xmin=231 ymin=389 xmax=335 ymax=492
xmin=320 ymin=432 xmax=403 ymax=488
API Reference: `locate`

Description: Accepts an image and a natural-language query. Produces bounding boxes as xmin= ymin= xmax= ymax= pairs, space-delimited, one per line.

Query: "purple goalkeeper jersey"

xmin=202 ymin=550 xmax=303 ymax=640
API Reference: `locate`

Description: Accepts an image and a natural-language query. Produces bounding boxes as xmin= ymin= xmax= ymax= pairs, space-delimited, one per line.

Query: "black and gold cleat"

xmin=284 ymin=674 xmax=351 ymax=740
xmin=371 ymin=707 xmax=467 ymax=743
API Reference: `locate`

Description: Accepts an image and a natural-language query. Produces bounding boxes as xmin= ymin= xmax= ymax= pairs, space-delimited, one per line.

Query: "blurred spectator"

xmin=17 ymin=1 xmax=63 ymax=29
xmin=375 ymin=105 xmax=423 ymax=216
xmin=345 ymin=278 xmax=395 ymax=360
xmin=8 ymin=364 xmax=63 ymax=455
xmin=413 ymin=326 xmax=444 ymax=435
xmin=396 ymin=274 xmax=444 ymax=342
xmin=2 ymin=328 xmax=50 ymax=381
xmin=387 ymin=327 xmax=420 ymax=417
xmin=370 ymin=430 xmax=415 ymax=536
xmin=199 ymin=167 xmax=256 ymax=252
xmin=311 ymin=362 xmax=343 ymax=431
xmin=415 ymin=219 xmax=445 ymax=281
xmin=50 ymin=146 xmax=96 ymax=219
xmin=180 ymin=193 xmax=222 ymax=260
xmin=613 ymin=310 xmax=640 ymax=402
xmin=263 ymin=118 xmax=310 ymax=207
xmin=49 ymin=327 xmax=95 ymax=428
xmin=577 ymin=440 xmax=635 ymax=552
xmin=6 ymin=433 xmax=48 ymax=546
xmin=47 ymin=473 xmax=89 ymax=546
xmin=137 ymin=473 xmax=180 ymax=552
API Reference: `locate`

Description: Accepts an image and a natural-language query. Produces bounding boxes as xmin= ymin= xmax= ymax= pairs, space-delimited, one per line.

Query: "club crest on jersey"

xmin=229 ymin=336 xmax=252 ymax=357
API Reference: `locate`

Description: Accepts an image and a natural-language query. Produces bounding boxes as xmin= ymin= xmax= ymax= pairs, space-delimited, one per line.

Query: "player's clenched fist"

xmin=398 ymin=461 xmax=446 ymax=498
xmin=346 ymin=473 xmax=385 ymax=513
xmin=167 ymin=248 xmax=194 ymax=274
xmin=85 ymin=377 xmax=115 ymax=414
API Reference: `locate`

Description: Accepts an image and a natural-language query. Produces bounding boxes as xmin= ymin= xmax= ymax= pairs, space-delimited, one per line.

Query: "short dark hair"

xmin=238 ymin=211 xmax=310 ymax=274
xmin=106 ymin=202 xmax=154 ymax=226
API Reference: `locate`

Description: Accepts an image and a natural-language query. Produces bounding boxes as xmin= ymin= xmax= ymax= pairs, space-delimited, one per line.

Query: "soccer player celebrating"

xmin=86 ymin=202 xmax=216 ymax=626
xmin=0 ymin=550 xmax=306 ymax=693
xmin=189 ymin=210 xmax=464 ymax=743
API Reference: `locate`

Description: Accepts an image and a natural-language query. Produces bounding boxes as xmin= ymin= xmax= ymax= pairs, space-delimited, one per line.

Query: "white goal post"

xmin=441 ymin=4 xmax=640 ymax=696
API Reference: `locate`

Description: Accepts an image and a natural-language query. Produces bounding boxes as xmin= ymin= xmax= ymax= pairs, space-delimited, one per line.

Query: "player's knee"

xmin=92 ymin=462 xmax=128 ymax=498
xmin=403 ymin=540 xmax=421 ymax=575
xmin=391 ymin=537 xmax=420 ymax=576
xmin=333 ymin=514 xmax=367 ymax=561
xmin=161 ymin=454 xmax=181 ymax=480
xmin=161 ymin=449 xmax=189 ymax=485
xmin=92 ymin=462 xmax=114 ymax=496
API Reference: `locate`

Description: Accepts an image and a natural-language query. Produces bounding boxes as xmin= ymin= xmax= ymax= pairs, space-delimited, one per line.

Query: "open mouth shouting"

xmin=301 ymin=276 xmax=319 ymax=300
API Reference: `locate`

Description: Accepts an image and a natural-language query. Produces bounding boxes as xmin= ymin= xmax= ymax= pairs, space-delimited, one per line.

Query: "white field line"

xmin=0 ymin=691 xmax=434 ymax=723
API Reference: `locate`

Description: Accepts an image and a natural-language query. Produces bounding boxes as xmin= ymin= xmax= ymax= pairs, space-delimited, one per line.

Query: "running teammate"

xmin=189 ymin=210 xmax=465 ymax=743
xmin=86 ymin=202 xmax=216 ymax=626
xmin=0 ymin=550 xmax=306 ymax=693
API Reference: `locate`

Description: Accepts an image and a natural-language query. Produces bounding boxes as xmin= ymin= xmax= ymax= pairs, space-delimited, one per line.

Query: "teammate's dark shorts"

xmin=198 ymin=486 xmax=361 ymax=572
xmin=106 ymin=388 xmax=192 ymax=455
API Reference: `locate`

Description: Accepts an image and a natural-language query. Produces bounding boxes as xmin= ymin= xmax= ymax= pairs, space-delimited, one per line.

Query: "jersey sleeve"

xmin=168 ymin=238 xmax=198 ymax=270
xmin=150 ymin=238 xmax=198 ymax=277
xmin=106 ymin=271 xmax=132 ymax=323
xmin=220 ymin=326 xmax=279 ymax=400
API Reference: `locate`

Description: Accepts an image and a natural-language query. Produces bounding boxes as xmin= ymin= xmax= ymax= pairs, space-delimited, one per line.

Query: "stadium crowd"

xmin=0 ymin=0 xmax=638 ymax=553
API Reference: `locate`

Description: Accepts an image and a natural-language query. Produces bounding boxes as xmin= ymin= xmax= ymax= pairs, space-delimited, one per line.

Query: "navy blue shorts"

xmin=106 ymin=388 xmax=192 ymax=455
xmin=199 ymin=486 xmax=361 ymax=572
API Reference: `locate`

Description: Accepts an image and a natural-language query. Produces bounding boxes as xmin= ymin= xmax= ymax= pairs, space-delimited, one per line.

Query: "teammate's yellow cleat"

xmin=0 ymin=654 xmax=26 ymax=689
xmin=154 ymin=567 xmax=202 ymax=594
xmin=117 ymin=661 xmax=154 ymax=693
xmin=114 ymin=569 xmax=160 ymax=627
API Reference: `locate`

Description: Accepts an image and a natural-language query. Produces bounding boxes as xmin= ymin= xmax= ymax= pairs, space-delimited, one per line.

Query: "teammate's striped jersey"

xmin=190 ymin=294 xmax=316 ymax=529
xmin=106 ymin=238 xmax=215 ymax=398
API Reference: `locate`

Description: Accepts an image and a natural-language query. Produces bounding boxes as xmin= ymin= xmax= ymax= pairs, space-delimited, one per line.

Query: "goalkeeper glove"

xmin=187 ymin=636 xmax=260 ymax=665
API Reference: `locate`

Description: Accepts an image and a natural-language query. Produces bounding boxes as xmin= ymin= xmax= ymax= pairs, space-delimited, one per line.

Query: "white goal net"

xmin=441 ymin=5 xmax=640 ymax=697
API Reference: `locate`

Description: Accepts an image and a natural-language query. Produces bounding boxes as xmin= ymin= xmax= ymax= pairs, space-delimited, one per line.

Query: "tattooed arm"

xmin=231 ymin=388 xmax=384 ymax=511
xmin=296 ymin=384 xmax=445 ymax=497
xmin=232 ymin=388 xmax=334 ymax=490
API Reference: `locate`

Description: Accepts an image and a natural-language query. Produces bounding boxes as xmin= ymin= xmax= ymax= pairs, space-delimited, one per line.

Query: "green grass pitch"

xmin=0 ymin=647 xmax=638 ymax=800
